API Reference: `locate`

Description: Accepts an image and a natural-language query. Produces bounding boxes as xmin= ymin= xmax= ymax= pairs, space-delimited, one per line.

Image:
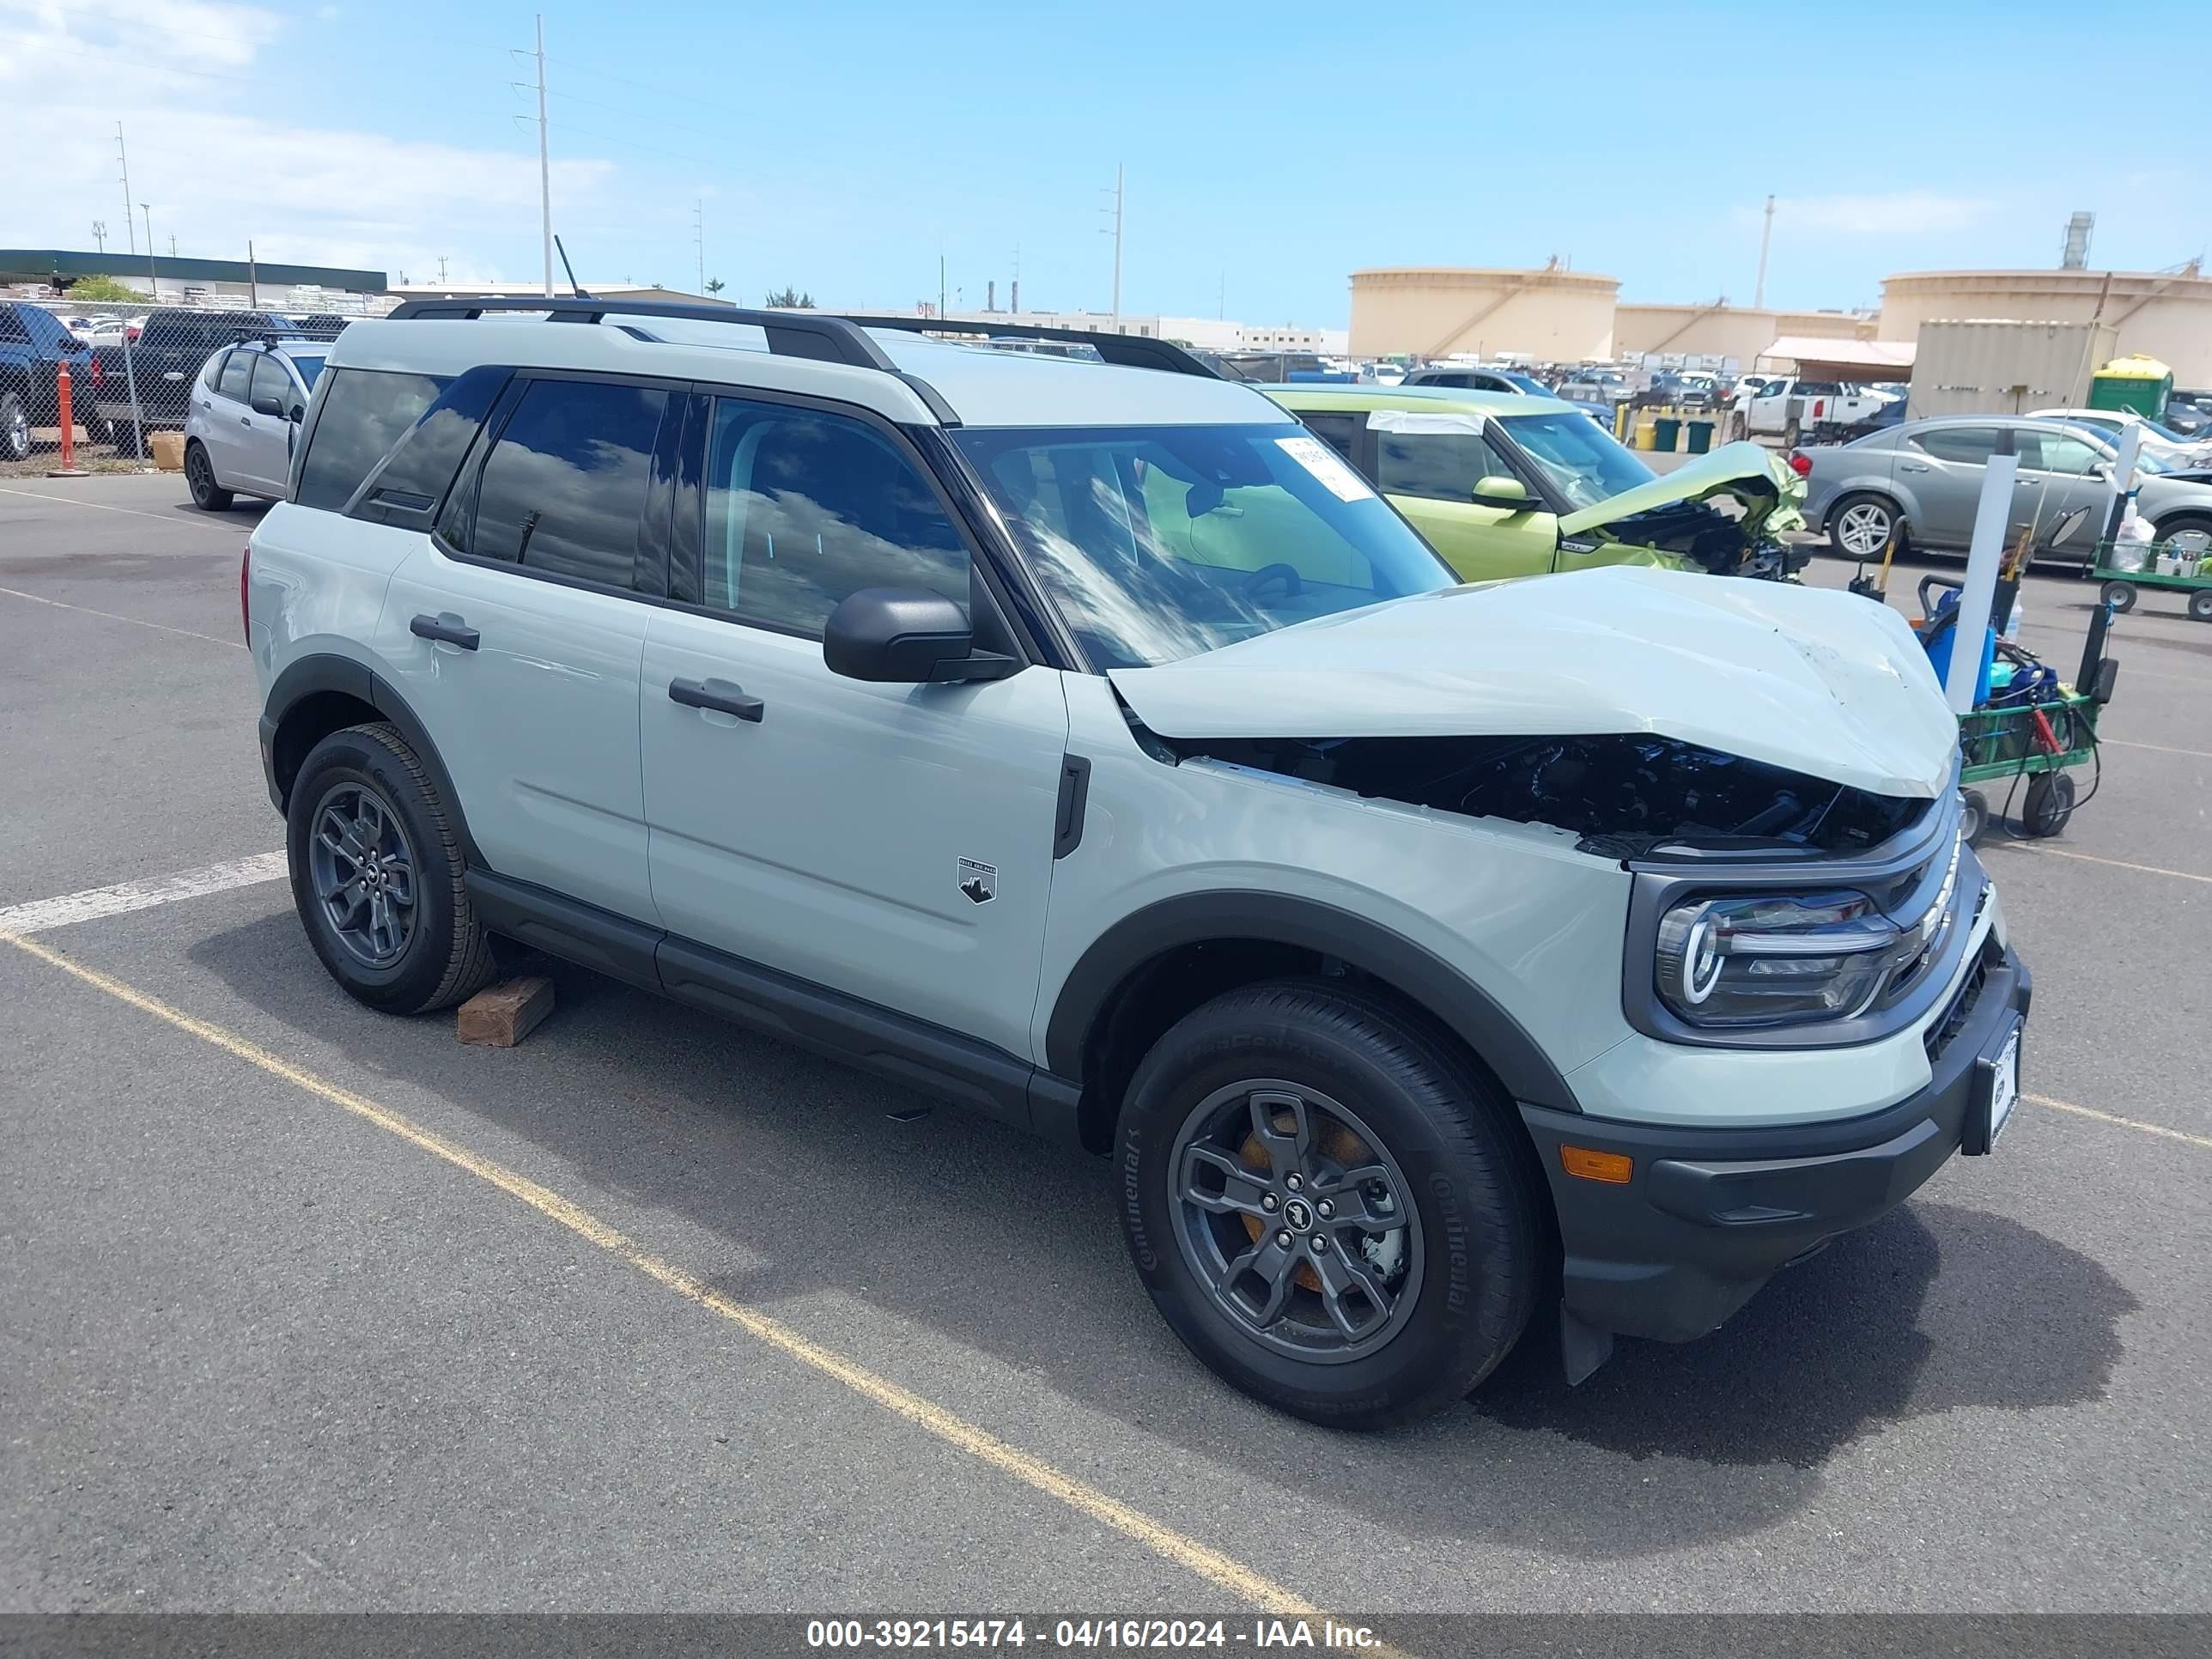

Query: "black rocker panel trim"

xmin=1044 ymin=891 xmax=1581 ymax=1114
xmin=461 ymin=869 xmax=1058 ymax=1136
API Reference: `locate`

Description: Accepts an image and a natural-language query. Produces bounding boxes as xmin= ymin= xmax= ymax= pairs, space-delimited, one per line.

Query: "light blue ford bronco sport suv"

xmin=247 ymin=300 xmax=2028 ymax=1427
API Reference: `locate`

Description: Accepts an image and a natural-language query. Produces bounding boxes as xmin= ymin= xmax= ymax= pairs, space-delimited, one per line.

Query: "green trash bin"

xmin=1652 ymin=416 xmax=1681 ymax=452
xmin=1685 ymin=419 xmax=1714 ymax=455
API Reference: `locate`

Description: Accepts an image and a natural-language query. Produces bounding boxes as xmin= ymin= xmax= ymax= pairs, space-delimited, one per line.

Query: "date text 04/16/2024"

xmin=805 ymin=1620 xmax=1383 ymax=1650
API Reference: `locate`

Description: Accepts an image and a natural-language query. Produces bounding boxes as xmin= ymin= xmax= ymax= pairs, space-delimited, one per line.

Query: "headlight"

xmin=1655 ymin=890 xmax=1900 ymax=1027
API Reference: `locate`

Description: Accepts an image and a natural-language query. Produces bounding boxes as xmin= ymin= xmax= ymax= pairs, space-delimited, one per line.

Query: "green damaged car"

xmin=1262 ymin=385 xmax=1808 ymax=582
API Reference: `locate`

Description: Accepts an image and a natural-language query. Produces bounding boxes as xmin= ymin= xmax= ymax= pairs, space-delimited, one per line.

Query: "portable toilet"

xmin=2088 ymin=354 xmax=2173 ymax=419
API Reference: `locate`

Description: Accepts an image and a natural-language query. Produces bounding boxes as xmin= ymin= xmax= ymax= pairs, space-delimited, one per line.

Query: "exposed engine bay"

xmin=1594 ymin=498 xmax=1802 ymax=581
xmin=1157 ymin=730 xmax=1927 ymax=859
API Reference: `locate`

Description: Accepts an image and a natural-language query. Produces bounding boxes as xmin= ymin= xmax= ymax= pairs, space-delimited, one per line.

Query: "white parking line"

xmin=0 ymin=853 xmax=289 ymax=937
xmin=1983 ymin=842 xmax=2212 ymax=885
xmin=0 ymin=483 xmax=240 ymax=530
xmin=2100 ymin=737 xmax=2212 ymax=761
xmin=0 ymin=585 xmax=246 ymax=650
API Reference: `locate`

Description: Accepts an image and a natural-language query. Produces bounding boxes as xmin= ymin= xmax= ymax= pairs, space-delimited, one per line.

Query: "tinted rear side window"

xmin=468 ymin=379 xmax=668 ymax=589
xmin=351 ymin=365 xmax=508 ymax=524
xmin=297 ymin=368 xmax=447 ymax=511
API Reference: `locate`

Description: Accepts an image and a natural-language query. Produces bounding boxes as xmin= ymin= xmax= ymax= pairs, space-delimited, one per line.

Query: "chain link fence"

xmin=3 ymin=289 xmax=362 ymax=470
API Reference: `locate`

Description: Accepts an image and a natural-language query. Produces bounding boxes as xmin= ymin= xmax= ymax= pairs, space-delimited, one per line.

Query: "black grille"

xmin=1924 ymin=935 xmax=1999 ymax=1060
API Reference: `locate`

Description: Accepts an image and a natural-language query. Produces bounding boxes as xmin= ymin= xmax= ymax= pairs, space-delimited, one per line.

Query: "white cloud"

xmin=0 ymin=0 xmax=616 ymax=288
xmin=1761 ymin=192 xmax=1998 ymax=237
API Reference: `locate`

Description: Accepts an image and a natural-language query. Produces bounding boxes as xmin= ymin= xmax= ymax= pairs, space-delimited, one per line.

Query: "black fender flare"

xmin=1042 ymin=891 xmax=1581 ymax=1114
xmin=263 ymin=653 xmax=484 ymax=868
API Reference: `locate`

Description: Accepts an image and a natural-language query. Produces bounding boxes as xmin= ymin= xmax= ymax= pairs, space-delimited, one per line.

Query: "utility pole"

xmin=116 ymin=125 xmax=135 ymax=254
xmin=167 ymin=234 xmax=177 ymax=259
xmin=1218 ymin=268 xmax=1225 ymax=321
xmin=1011 ymin=244 xmax=1019 ymax=314
xmin=1101 ymin=163 xmax=1125 ymax=328
xmin=248 ymin=239 xmax=258 ymax=308
xmin=141 ymin=204 xmax=156 ymax=300
xmin=534 ymin=15 xmax=553 ymax=296
xmin=435 ymin=254 xmax=449 ymax=284
xmin=1753 ymin=193 xmax=1775 ymax=310
xmin=939 ymin=252 xmax=946 ymax=320
xmin=694 ymin=198 xmax=705 ymax=295
xmin=91 ymin=221 xmax=106 ymax=255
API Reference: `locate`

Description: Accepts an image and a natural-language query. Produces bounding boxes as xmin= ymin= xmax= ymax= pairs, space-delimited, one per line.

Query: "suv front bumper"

xmin=1519 ymin=941 xmax=2029 ymax=1345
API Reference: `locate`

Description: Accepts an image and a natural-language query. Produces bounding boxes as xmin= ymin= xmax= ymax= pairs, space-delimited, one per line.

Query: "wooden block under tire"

xmin=457 ymin=976 xmax=555 ymax=1048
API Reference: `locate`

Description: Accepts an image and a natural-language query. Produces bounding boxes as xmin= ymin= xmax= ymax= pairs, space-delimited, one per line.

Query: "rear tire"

xmin=2100 ymin=580 xmax=2137 ymax=614
xmin=287 ymin=722 xmax=495 ymax=1015
xmin=1118 ymin=980 xmax=1542 ymax=1429
xmin=2190 ymin=589 xmax=2212 ymax=623
xmin=1828 ymin=492 xmax=1903 ymax=561
xmin=184 ymin=441 xmax=233 ymax=510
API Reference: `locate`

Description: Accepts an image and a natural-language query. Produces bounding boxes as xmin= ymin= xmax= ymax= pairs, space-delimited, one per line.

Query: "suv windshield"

xmin=1494 ymin=410 xmax=1656 ymax=509
xmin=953 ymin=422 xmax=1455 ymax=669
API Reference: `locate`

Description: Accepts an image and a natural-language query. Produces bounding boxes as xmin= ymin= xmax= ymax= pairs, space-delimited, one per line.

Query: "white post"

xmin=536 ymin=15 xmax=553 ymax=298
xmin=2106 ymin=421 xmax=2143 ymax=526
xmin=1946 ymin=454 xmax=2017 ymax=714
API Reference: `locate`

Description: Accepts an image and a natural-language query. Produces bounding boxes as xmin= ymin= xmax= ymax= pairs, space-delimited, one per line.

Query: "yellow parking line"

xmin=0 ymin=930 xmax=1336 ymax=1622
xmin=1983 ymin=842 xmax=2212 ymax=885
xmin=2099 ymin=738 xmax=2212 ymax=761
xmin=2029 ymin=1094 xmax=2212 ymax=1152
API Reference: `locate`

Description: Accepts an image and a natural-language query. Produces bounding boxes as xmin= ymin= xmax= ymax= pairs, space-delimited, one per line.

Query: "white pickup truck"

xmin=1740 ymin=378 xmax=1893 ymax=442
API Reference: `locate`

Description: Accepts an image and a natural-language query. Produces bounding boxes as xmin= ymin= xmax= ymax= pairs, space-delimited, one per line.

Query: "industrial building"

xmin=1613 ymin=302 xmax=1875 ymax=363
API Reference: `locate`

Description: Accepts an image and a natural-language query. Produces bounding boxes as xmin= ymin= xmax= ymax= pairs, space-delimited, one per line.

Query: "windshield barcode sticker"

xmin=1276 ymin=435 xmax=1374 ymax=502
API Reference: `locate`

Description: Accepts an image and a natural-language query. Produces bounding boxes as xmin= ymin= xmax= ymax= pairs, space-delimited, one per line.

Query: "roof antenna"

xmin=554 ymin=235 xmax=590 ymax=298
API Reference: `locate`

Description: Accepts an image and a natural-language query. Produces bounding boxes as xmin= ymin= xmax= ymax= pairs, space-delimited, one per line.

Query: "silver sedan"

xmin=1801 ymin=415 xmax=2212 ymax=563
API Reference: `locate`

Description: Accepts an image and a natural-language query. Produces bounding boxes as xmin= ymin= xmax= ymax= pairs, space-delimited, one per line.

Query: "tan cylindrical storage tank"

xmin=1350 ymin=267 xmax=1618 ymax=361
xmin=1880 ymin=269 xmax=2212 ymax=386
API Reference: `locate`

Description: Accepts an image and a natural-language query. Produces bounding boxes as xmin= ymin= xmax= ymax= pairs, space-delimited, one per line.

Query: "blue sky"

xmin=6 ymin=0 xmax=2207 ymax=323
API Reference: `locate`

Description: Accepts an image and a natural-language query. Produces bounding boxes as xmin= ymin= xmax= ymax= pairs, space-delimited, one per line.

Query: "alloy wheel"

xmin=1169 ymin=1081 xmax=1423 ymax=1364
xmin=307 ymin=781 xmax=418 ymax=967
xmin=1837 ymin=502 xmax=1892 ymax=557
xmin=3 ymin=401 xmax=27 ymax=461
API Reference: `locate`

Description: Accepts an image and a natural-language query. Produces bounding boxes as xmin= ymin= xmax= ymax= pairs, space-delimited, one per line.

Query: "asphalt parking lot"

xmin=3 ymin=475 xmax=2208 ymax=1621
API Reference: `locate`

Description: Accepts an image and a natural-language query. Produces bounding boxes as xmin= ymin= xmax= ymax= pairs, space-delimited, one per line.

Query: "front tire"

xmin=1828 ymin=492 xmax=1903 ymax=561
xmin=184 ymin=441 xmax=233 ymax=510
xmin=1118 ymin=981 xmax=1542 ymax=1429
xmin=287 ymin=722 xmax=495 ymax=1015
xmin=2100 ymin=580 xmax=2137 ymax=614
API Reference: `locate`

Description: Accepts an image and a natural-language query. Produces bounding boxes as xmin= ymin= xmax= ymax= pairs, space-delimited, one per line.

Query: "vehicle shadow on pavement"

xmin=187 ymin=915 xmax=2139 ymax=1559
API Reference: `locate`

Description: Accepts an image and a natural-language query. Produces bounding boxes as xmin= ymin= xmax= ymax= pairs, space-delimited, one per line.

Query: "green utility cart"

xmin=1955 ymin=691 xmax=2103 ymax=845
xmin=2092 ymin=547 xmax=2212 ymax=623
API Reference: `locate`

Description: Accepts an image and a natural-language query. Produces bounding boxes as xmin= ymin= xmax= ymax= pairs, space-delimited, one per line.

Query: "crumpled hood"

xmin=1555 ymin=440 xmax=1805 ymax=542
xmin=1109 ymin=566 xmax=1958 ymax=799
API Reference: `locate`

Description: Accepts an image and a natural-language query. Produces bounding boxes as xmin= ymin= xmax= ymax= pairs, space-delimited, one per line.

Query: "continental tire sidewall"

xmin=1119 ymin=984 xmax=1538 ymax=1428
xmin=287 ymin=725 xmax=469 ymax=1015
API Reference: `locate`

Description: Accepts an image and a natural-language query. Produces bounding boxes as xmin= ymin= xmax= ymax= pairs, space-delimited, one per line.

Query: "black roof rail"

xmin=830 ymin=314 xmax=1221 ymax=380
xmin=380 ymin=295 xmax=960 ymax=422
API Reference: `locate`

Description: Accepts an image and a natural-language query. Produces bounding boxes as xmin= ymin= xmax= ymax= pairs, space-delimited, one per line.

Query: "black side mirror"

xmin=823 ymin=587 xmax=1019 ymax=684
xmin=251 ymin=393 xmax=283 ymax=417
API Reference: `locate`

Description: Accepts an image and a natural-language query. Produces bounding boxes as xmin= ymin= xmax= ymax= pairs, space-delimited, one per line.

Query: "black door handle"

xmin=668 ymin=676 xmax=764 ymax=722
xmin=410 ymin=612 xmax=480 ymax=650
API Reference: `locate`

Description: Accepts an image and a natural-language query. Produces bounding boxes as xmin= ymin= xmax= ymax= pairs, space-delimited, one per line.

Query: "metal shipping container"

xmin=1906 ymin=319 xmax=2118 ymax=420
